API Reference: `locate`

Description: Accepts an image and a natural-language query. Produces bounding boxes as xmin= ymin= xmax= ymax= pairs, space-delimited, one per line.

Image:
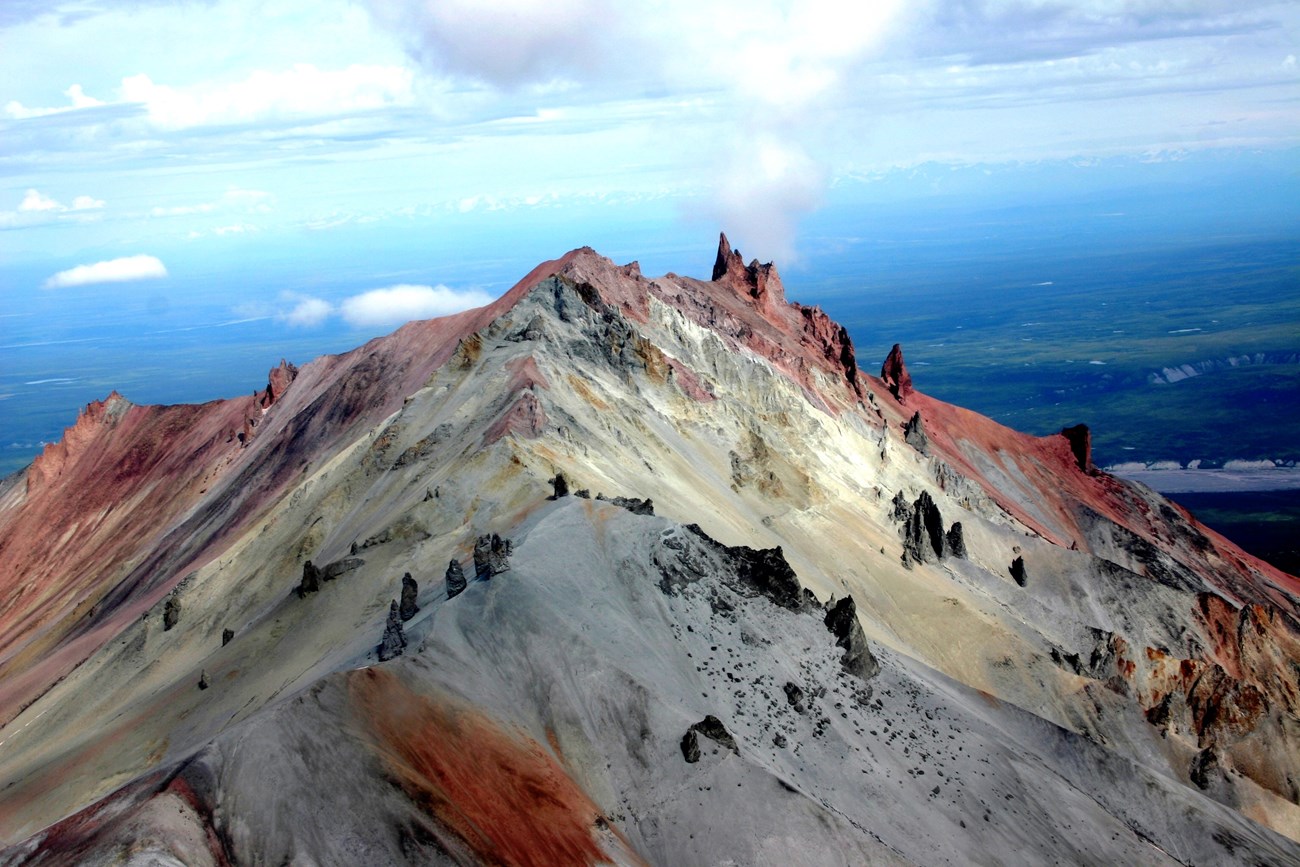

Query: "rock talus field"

xmin=1 ymin=236 xmax=1298 ymax=865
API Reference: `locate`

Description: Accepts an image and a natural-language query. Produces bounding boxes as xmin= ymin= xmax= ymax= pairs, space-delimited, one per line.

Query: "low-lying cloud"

xmin=43 ymin=254 xmax=167 ymax=289
xmin=341 ymin=284 xmax=495 ymax=327
xmin=279 ymin=284 xmax=494 ymax=329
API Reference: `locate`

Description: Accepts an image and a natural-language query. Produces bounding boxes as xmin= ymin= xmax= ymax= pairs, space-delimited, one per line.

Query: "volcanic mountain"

xmin=1 ymin=235 xmax=1298 ymax=865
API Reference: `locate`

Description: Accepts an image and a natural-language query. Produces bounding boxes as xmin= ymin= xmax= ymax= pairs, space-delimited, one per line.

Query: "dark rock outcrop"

xmin=903 ymin=411 xmax=929 ymax=454
xmin=473 ymin=534 xmax=512 ymax=580
xmin=901 ymin=491 xmax=947 ymax=565
xmin=1061 ymin=424 xmax=1093 ymax=473
xmin=946 ymin=522 xmax=967 ymax=559
xmin=163 ymin=596 xmax=181 ymax=631
xmin=298 ymin=560 xmax=323 ymax=596
xmin=598 ymin=494 xmax=654 ymax=515
xmin=321 ymin=558 xmax=364 ymax=581
xmin=445 ymin=559 xmax=467 ymax=599
xmin=221 ymin=628 xmax=234 ymax=646
xmin=549 ymin=473 xmax=569 ymax=500
xmin=688 ymin=714 xmax=738 ymax=756
xmin=399 ymin=573 xmax=419 ymax=621
xmin=824 ymin=596 xmax=880 ymax=681
xmin=198 ymin=670 xmax=209 ymax=690
xmin=683 ymin=524 xmax=806 ymax=611
xmin=880 ymin=343 xmax=913 ymax=403
xmin=377 ymin=600 xmax=407 ymax=661
xmin=1010 ymin=556 xmax=1027 ymax=587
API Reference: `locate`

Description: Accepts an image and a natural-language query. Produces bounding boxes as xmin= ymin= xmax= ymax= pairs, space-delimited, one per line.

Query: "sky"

xmin=1 ymin=0 xmax=1298 ymax=349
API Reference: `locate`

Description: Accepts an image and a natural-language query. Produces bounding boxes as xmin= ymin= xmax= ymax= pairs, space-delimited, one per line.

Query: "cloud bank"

xmin=43 ymin=254 xmax=168 ymax=289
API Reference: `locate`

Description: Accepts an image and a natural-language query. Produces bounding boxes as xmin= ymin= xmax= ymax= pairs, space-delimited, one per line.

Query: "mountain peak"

xmin=1 ymin=236 xmax=1298 ymax=864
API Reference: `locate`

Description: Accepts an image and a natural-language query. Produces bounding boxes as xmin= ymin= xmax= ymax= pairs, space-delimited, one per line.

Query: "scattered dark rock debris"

xmin=377 ymin=600 xmax=407 ymax=661
xmin=198 ymin=669 xmax=209 ymax=690
xmin=473 ymin=534 xmax=512 ymax=580
xmin=445 ymin=559 xmax=467 ymax=599
xmin=574 ymin=488 xmax=591 ymax=498
xmin=163 ymin=596 xmax=181 ymax=631
xmin=784 ymin=681 xmax=807 ymax=713
xmin=399 ymin=572 xmax=419 ymax=621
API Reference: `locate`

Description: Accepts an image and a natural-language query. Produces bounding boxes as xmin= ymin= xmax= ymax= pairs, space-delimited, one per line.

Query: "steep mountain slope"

xmin=1 ymin=236 xmax=1297 ymax=865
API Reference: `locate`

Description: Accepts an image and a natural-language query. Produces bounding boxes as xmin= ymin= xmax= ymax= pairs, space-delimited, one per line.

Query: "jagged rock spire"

xmin=881 ymin=343 xmax=913 ymax=403
xmin=711 ymin=232 xmax=785 ymax=314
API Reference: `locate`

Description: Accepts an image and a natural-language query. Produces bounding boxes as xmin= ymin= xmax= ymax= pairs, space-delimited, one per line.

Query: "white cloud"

xmin=19 ymin=189 xmax=62 ymax=212
xmin=43 ymin=254 xmax=168 ymax=289
xmin=119 ymin=63 xmax=414 ymax=129
xmin=5 ymin=83 xmax=105 ymax=119
xmin=340 ymin=284 xmax=494 ymax=327
xmin=17 ymin=189 xmax=106 ymax=214
xmin=281 ymin=295 xmax=334 ymax=327
xmin=152 ymin=189 xmax=273 ymax=219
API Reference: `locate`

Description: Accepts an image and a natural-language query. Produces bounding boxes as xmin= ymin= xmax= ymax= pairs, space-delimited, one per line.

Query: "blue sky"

xmin=1 ymin=0 xmax=1298 ymax=331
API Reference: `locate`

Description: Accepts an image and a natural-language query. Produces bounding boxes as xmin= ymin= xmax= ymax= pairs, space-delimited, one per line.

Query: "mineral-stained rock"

xmin=399 ymin=573 xmax=419 ymax=621
xmin=473 ymin=534 xmax=512 ymax=581
xmin=880 ymin=343 xmax=913 ymax=403
xmin=163 ymin=596 xmax=181 ymax=631
xmin=222 ymin=628 xmax=235 ymax=646
xmin=680 ymin=729 xmax=701 ymax=763
xmin=903 ymin=411 xmax=929 ymax=454
xmin=824 ymin=596 xmax=881 ymax=681
xmin=946 ymin=522 xmax=967 ymax=559
xmin=377 ymin=600 xmax=407 ymax=662
xmin=445 ymin=559 xmax=467 ymax=599
xmin=1010 ymin=556 xmax=1027 ymax=587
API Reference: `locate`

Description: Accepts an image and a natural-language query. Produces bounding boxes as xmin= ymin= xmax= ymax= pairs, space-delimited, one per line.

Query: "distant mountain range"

xmin=1 ymin=235 xmax=1297 ymax=865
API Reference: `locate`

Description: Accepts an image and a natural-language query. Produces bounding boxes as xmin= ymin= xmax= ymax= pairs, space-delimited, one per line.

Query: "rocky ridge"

xmin=0 ymin=234 xmax=1297 ymax=865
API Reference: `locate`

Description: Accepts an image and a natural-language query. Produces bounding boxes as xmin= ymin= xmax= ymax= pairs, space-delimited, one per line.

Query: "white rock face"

xmin=1 ymin=243 xmax=1297 ymax=864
